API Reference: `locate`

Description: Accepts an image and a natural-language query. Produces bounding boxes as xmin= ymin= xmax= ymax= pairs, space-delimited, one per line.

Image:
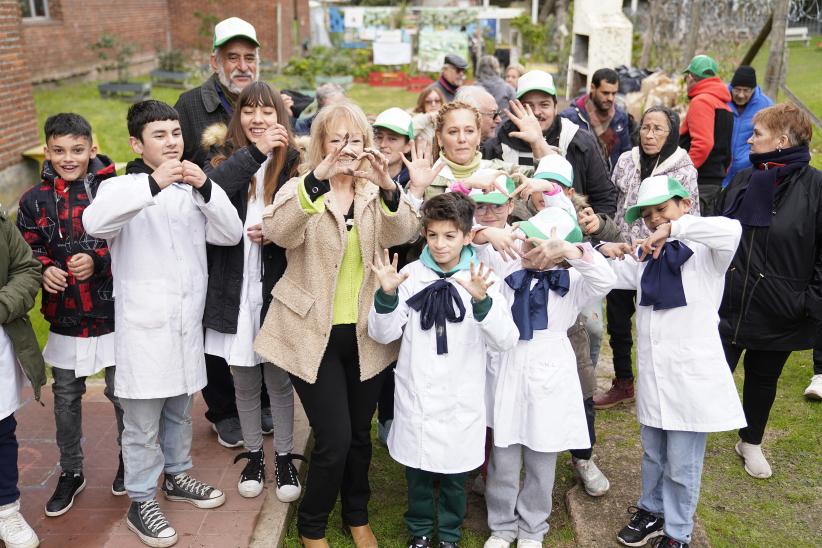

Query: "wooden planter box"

xmin=368 ymin=71 xmax=408 ymax=88
xmin=98 ymin=82 xmax=151 ymax=102
xmin=150 ymin=69 xmax=192 ymax=89
xmin=406 ymin=75 xmax=434 ymax=92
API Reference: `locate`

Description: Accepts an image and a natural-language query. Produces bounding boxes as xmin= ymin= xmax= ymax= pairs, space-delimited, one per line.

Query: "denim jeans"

xmin=580 ymin=298 xmax=604 ymax=368
xmin=638 ymin=425 xmax=708 ymax=544
xmin=52 ymin=366 xmax=124 ymax=472
xmin=120 ymin=394 xmax=193 ymax=502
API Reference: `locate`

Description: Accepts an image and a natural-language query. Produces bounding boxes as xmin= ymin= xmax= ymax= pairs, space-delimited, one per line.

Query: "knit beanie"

xmin=731 ymin=65 xmax=757 ymax=88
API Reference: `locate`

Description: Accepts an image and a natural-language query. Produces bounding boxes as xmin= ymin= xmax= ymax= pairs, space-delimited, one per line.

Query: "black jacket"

xmin=718 ymin=164 xmax=822 ymax=350
xmin=175 ymin=73 xmax=231 ymax=168
xmin=16 ymin=156 xmax=116 ymax=336
xmin=202 ymin=141 xmax=300 ymax=333
xmin=482 ymin=118 xmax=617 ymax=217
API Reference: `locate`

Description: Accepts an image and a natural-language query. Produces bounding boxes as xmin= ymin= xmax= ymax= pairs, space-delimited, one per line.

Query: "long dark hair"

xmin=211 ymin=82 xmax=297 ymax=204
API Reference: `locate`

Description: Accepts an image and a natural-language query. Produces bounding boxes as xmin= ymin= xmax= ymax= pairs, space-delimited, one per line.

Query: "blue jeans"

xmin=52 ymin=366 xmax=124 ymax=472
xmin=580 ymin=299 xmax=604 ymax=367
xmin=120 ymin=394 xmax=193 ymax=502
xmin=638 ymin=425 xmax=708 ymax=544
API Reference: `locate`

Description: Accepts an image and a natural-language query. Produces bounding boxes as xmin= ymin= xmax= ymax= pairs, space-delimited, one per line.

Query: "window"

xmin=19 ymin=0 xmax=49 ymax=19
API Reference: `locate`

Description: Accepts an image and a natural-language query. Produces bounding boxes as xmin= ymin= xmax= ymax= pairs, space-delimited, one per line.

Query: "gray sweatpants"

xmin=231 ymin=363 xmax=294 ymax=454
xmin=485 ymin=443 xmax=558 ymax=543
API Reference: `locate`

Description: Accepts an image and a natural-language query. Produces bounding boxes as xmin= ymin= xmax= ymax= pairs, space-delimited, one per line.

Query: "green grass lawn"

xmin=28 ymin=42 xmax=822 ymax=545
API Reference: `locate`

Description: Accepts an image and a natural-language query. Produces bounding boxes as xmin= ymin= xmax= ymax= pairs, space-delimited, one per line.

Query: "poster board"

xmin=417 ymin=29 xmax=469 ymax=72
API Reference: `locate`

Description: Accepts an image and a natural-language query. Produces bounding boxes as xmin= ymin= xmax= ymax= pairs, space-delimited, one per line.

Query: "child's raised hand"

xmin=481 ymin=226 xmax=523 ymax=262
xmin=181 ymin=160 xmax=207 ymax=189
xmin=67 ymin=253 xmax=94 ymax=281
xmin=151 ymin=159 xmax=183 ymax=189
xmin=455 ymin=261 xmax=495 ymax=301
xmin=369 ymin=248 xmax=408 ymax=295
xmin=637 ymin=222 xmax=672 ymax=260
xmin=598 ymin=242 xmax=633 ymax=260
xmin=42 ymin=265 xmax=68 ymax=294
xmin=523 ymin=227 xmax=582 ymax=269
xmin=577 ymin=207 xmax=601 ymax=235
xmin=510 ymin=175 xmax=557 ymax=200
xmin=461 ymin=170 xmax=508 ymax=194
xmin=402 ymin=140 xmax=445 ymax=199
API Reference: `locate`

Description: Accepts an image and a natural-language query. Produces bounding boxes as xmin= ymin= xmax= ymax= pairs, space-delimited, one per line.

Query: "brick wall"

xmin=0 ymin=1 xmax=39 ymax=171
xmin=22 ymin=0 xmax=172 ymax=83
xmin=168 ymin=0 xmax=310 ymax=67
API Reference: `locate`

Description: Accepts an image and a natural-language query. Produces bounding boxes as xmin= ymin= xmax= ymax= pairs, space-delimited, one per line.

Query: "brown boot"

xmin=348 ymin=524 xmax=378 ymax=548
xmin=300 ymin=536 xmax=330 ymax=547
xmin=593 ymin=378 xmax=635 ymax=409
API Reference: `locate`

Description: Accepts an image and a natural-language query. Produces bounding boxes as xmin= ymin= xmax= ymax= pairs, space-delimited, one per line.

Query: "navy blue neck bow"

xmin=505 ymin=269 xmax=570 ymax=340
xmin=406 ymin=278 xmax=466 ymax=355
xmin=639 ymin=240 xmax=694 ymax=311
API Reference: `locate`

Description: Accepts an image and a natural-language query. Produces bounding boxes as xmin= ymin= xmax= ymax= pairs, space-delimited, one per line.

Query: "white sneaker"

xmin=572 ymin=457 xmax=610 ymax=497
xmin=0 ymin=500 xmax=39 ymax=548
xmin=735 ymin=441 xmax=772 ymax=479
xmin=516 ymin=540 xmax=542 ymax=548
xmin=804 ymin=374 xmax=822 ymax=400
xmin=483 ymin=536 xmax=510 ymax=548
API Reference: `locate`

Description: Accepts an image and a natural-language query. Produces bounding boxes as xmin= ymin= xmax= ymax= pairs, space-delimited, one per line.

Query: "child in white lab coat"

xmin=475 ymin=204 xmax=616 ymax=548
xmin=600 ymin=175 xmax=745 ymax=548
xmin=83 ymin=100 xmax=243 ymax=548
xmin=367 ymin=192 xmax=518 ymax=548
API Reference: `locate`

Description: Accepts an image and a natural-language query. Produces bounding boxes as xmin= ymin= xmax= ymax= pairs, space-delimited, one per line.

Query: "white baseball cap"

xmin=516 ymin=70 xmax=557 ymax=99
xmin=373 ymin=107 xmax=414 ymax=139
xmin=516 ymin=206 xmax=583 ymax=243
xmin=624 ymin=175 xmax=690 ymax=223
xmin=533 ymin=155 xmax=574 ymax=188
xmin=213 ymin=17 xmax=260 ymax=50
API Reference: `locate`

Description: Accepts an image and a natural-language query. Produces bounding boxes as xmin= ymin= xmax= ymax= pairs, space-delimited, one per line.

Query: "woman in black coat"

xmin=717 ymin=102 xmax=821 ymax=479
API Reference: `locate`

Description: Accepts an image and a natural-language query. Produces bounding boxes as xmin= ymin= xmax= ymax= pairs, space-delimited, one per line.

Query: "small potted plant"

xmin=151 ymin=49 xmax=192 ymax=88
xmin=93 ymin=34 xmax=151 ymax=102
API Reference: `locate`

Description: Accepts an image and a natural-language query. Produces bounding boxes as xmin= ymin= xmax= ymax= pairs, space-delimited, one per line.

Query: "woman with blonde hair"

xmin=412 ymin=85 xmax=449 ymax=160
xmin=254 ymin=101 xmax=421 ymax=547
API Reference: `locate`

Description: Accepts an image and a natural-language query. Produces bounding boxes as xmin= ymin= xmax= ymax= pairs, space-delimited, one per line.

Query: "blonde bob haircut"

xmin=303 ymin=101 xmax=374 ymax=174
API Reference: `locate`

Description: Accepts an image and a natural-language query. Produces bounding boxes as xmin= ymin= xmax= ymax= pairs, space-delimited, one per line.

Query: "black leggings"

xmin=723 ymin=342 xmax=792 ymax=445
xmin=570 ymin=397 xmax=597 ymax=460
xmin=289 ymin=324 xmax=387 ymax=539
xmin=606 ymin=289 xmax=636 ymax=381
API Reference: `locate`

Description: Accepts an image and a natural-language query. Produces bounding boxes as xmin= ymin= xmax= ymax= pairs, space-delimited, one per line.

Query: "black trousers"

xmin=377 ymin=362 xmax=396 ymax=424
xmin=814 ymin=325 xmax=822 ymax=375
xmin=697 ymin=181 xmax=723 ymax=216
xmin=202 ymin=353 xmax=271 ymax=424
xmin=606 ymin=289 xmax=636 ymax=381
xmin=0 ymin=415 xmax=19 ymax=506
xmin=570 ymin=397 xmax=596 ymax=460
xmin=723 ymin=342 xmax=792 ymax=445
xmin=289 ymin=324 xmax=387 ymax=539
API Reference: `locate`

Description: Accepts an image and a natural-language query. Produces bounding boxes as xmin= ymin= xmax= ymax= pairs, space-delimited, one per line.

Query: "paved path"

xmin=15 ymin=384 xmax=308 ymax=548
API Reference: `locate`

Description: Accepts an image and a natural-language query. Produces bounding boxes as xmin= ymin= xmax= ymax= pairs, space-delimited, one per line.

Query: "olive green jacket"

xmin=0 ymin=212 xmax=45 ymax=401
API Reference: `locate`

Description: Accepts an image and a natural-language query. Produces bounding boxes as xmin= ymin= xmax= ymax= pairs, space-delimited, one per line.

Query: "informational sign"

xmin=373 ymin=41 xmax=413 ymax=65
xmin=417 ymin=29 xmax=469 ymax=72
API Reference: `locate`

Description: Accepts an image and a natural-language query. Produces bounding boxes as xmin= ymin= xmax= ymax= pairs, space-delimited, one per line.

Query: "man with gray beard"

xmin=175 ymin=17 xmax=261 ymax=167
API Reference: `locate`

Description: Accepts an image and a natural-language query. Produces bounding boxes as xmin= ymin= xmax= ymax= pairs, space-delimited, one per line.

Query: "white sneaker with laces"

xmin=483 ymin=536 xmax=510 ymax=548
xmin=572 ymin=456 xmax=610 ymax=497
xmin=804 ymin=374 xmax=822 ymax=400
xmin=516 ymin=540 xmax=542 ymax=548
xmin=0 ymin=500 xmax=39 ymax=548
xmin=735 ymin=441 xmax=772 ymax=479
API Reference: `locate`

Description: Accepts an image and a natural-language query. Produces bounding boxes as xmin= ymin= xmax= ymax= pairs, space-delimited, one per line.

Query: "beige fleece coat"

xmin=254 ymin=176 xmax=420 ymax=383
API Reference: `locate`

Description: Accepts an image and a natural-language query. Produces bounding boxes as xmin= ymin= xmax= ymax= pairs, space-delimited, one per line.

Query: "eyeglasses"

xmin=639 ymin=126 xmax=670 ymax=137
xmin=475 ymin=202 xmax=508 ymax=213
xmin=480 ymin=110 xmax=502 ymax=120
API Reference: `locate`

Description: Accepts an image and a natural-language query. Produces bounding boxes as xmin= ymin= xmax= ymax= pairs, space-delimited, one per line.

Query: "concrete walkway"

xmin=14 ymin=383 xmax=309 ymax=548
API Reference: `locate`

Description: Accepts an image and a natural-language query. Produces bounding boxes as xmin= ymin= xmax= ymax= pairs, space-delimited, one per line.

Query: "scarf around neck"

xmin=505 ymin=269 xmax=570 ymax=340
xmin=639 ymin=109 xmax=681 ymax=181
xmin=584 ymin=95 xmax=615 ymax=135
xmin=721 ymin=144 xmax=811 ymax=227
xmin=440 ymin=151 xmax=482 ymax=180
xmin=639 ymin=240 xmax=693 ymax=311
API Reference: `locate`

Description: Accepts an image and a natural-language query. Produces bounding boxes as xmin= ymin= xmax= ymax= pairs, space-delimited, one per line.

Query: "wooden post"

xmin=764 ymin=0 xmax=790 ymax=100
xmin=740 ymin=13 xmax=773 ymax=67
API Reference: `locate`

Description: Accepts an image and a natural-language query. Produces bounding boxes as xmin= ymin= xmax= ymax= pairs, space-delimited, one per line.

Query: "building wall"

xmin=0 ymin=0 xmax=40 ymax=201
xmin=168 ymin=0 xmax=309 ymax=67
xmin=22 ymin=0 xmax=171 ymax=83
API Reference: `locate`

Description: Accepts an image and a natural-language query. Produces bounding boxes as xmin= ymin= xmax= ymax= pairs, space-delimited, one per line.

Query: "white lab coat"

xmin=368 ymin=260 xmax=519 ymax=474
xmin=82 ymin=174 xmax=243 ymax=399
xmin=477 ymin=244 xmax=616 ymax=451
xmin=609 ymin=214 xmax=746 ymax=432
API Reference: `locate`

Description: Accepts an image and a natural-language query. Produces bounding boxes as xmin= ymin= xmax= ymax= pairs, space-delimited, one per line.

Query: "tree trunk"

xmin=682 ymin=0 xmax=703 ymax=66
xmin=539 ymin=0 xmax=556 ymax=22
xmin=639 ymin=1 xmax=657 ymax=68
xmin=764 ymin=0 xmax=790 ymax=100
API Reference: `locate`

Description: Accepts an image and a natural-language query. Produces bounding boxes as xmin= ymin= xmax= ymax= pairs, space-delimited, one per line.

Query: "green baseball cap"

xmin=213 ymin=17 xmax=260 ymax=50
xmin=373 ymin=107 xmax=414 ymax=139
xmin=533 ymin=155 xmax=574 ymax=188
xmin=624 ymin=175 xmax=690 ymax=224
xmin=682 ymin=55 xmax=719 ymax=78
xmin=468 ymin=173 xmax=515 ymax=205
xmin=516 ymin=70 xmax=557 ymax=99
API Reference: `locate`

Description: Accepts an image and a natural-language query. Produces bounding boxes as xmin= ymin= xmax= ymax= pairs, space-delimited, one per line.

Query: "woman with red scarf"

xmin=718 ymin=102 xmax=820 ymax=479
